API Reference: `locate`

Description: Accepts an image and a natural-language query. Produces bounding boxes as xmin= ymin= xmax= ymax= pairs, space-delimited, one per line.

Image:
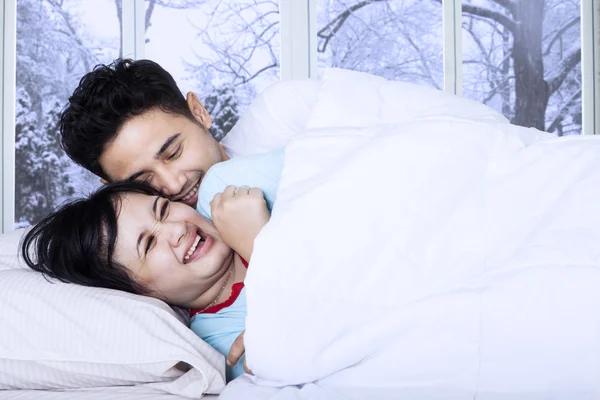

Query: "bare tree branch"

xmin=543 ymin=16 xmax=580 ymax=56
xmin=46 ymin=0 xmax=94 ymax=71
xmin=114 ymin=0 xmax=123 ymax=57
xmin=546 ymin=47 xmax=581 ymax=94
xmin=379 ymin=1 xmax=441 ymax=88
xmin=462 ymin=3 xmax=519 ymax=33
xmin=481 ymin=76 xmax=514 ymax=104
xmin=317 ymin=0 xmax=387 ymax=53
xmin=400 ymin=30 xmax=440 ymax=90
xmin=187 ymin=0 xmax=279 ymax=89
xmin=234 ymin=63 xmax=278 ymax=87
xmin=145 ymin=0 xmax=156 ymax=32
xmin=546 ymin=87 xmax=581 ymax=133
xmin=432 ymin=0 xmax=518 ymax=33
xmin=489 ymin=0 xmax=516 ymax=14
xmin=154 ymin=0 xmax=207 ymax=8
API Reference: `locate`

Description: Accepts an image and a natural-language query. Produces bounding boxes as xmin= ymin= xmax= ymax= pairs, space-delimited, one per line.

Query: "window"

xmin=462 ymin=0 xmax=582 ymax=135
xmin=2 ymin=0 xmax=598 ymax=232
xmin=15 ymin=0 xmax=120 ymax=227
xmin=317 ymin=0 xmax=444 ymax=89
xmin=145 ymin=0 xmax=280 ymax=140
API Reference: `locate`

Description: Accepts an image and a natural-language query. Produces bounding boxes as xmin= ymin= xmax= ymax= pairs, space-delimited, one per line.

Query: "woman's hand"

xmin=227 ymin=330 xmax=253 ymax=375
xmin=210 ymin=186 xmax=270 ymax=262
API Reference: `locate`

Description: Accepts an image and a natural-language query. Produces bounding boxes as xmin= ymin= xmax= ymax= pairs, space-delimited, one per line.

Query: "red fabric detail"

xmin=189 ymin=256 xmax=248 ymax=317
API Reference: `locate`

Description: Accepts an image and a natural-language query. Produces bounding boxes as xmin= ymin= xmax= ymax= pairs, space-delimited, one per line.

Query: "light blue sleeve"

xmin=196 ymin=149 xmax=284 ymax=219
xmin=190 ymin=289 xmax=247 ymax=382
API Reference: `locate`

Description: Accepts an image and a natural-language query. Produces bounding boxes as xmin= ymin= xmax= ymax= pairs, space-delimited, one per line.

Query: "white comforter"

xmin=241 ymin=83 xmax=600 ymax=396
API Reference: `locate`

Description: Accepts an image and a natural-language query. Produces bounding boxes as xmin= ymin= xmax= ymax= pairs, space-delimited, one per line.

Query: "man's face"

xmin=99 ymin=94 xmax=228 ymax=208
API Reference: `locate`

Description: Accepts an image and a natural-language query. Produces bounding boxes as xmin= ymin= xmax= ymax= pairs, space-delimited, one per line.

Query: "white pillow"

xmin=220 ymin=79 xmax=321 ymax=157
xmin=0 ymin=229 xmax=225 ymax=398
xmin=0 ymin=228 xmax=27 ymax=271
xmin=306 ymin=68 xmax=509 ymax=130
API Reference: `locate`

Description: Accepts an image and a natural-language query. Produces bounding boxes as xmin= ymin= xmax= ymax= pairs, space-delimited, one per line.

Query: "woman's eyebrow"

xmin=152 ymin=196 xmax=160 ymax=215
xmin=136 ymin=233 xmax=144 ymax=258
xmin=136 ymin=197 xmax=160 ymax=258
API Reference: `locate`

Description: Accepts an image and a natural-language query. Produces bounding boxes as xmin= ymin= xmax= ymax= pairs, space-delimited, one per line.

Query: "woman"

xmin=21 ymin=181 xmax=269 ymax=381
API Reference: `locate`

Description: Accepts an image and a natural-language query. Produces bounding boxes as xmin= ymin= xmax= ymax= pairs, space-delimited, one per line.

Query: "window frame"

xmin=121 ymin=0 xmax=146 ymax=60
xmin=582 ymin=0 xmax=599 ymax=136
xmin=1 ymin=0 xmax=16 ymax=233
xmin=1 ymin=0 xmax=599 ymax=232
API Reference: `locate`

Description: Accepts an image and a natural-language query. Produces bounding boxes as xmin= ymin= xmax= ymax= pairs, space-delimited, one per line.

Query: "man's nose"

xmin=155 ymin=167 xmax=185 ymax=197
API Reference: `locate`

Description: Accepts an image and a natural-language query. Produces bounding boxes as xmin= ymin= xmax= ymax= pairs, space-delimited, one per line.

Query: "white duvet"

xmin=241 ymin=72 xmax=600 ymax=398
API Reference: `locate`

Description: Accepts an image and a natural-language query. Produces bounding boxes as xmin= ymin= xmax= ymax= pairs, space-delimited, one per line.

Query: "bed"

xmin=3 ymin=69 xmax=597 ymax=399
xmin=0 ymin=387 xmax=217 ymax=400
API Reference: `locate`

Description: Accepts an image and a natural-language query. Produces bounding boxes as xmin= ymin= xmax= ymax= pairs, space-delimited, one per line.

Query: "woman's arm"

xmin=210 ymin=186 xmax=270 ymax=375
xmin=210 ymin=185 xmax=271 ymax=262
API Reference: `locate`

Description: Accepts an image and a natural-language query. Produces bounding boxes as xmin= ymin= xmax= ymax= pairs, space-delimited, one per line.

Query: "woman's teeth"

xmin=182 ymin=183 xmax=199 ymax=201
xmin=184 ymin=234 xmax=202 ymax=262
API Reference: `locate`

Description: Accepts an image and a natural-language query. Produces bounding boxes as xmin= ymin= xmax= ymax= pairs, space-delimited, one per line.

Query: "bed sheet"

xmin=219 ymin=376 xmax=385 ymax=400
xmin=0 ymin=386 xmax=218 ymax=400
xmin=220 ymin=376 xmax=578 ymax=400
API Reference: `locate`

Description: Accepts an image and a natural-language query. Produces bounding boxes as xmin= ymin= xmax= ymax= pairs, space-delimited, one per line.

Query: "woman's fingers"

xmin=226 ymin=331 xmax=245 ymax=367
xmin=248 ymin=187 xmax=263 ymax=198
xmin=223 ymin=185 xmax=237 ymax=197
xmin=226 ymin=330 xmax=254 ymax=375
xmin=243 ymin=357 xmax=253 ymax=376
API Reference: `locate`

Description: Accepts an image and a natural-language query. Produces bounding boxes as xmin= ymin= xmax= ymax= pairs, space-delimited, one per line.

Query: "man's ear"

xmin=186 ymin=92 xmax=213 ymax=130
xmin=100 ymin=178 xmax=108 ymax=185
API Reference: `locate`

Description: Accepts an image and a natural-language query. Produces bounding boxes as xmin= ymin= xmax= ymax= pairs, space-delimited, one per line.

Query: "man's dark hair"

xmin=60 ymin=58 xmax=194 ymax=179
xmin=21 ymin=181 xmax=163 ymax=295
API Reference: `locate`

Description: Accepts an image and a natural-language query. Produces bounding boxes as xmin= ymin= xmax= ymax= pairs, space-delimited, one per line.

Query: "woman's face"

xmin=113 ymin=192 xmax=234 ymax=307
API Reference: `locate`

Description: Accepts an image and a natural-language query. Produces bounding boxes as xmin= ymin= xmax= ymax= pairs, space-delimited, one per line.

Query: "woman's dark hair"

xmin=21 ymin=181 xmax=163 ymax=295
xmin=60 ymin=58 xmax=194 ymax=179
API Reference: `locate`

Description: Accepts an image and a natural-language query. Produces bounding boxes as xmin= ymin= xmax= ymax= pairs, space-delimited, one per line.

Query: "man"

xmin=61 ymin=58 xmax=228 ymax=209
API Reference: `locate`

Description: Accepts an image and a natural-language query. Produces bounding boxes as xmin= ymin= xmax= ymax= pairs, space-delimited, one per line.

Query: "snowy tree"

xmin=315 ymin=0 xmax=582 ymax=133
xmin=177 ymin=0 xmax=279 ymax=136
xmin=15 ymin=0 xmax=88 ymax=225
xmin=177 ymin=0 xmax=581 ymax=133
xmin=458 ymin=0 xmax=581 ymax=134
xmin=203 ymin=85 xmax=243 ymax=141
xmin=15 ymin=0 xmax=249 ymax=224
xmin=15 ymin=88 xmax=74 ymax=225
xmin=317 ymin=0 xmax=444 ymax=88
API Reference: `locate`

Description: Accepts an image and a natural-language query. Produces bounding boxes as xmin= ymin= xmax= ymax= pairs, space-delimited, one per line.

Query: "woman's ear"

xmin=186 ymin=92 xmax=213 ymax=130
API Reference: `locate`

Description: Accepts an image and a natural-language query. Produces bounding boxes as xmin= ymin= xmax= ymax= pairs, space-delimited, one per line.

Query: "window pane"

xmin=317 ymin=0 xmax=444 ymax=89
xmin=145 ymin=0 xmax=280 ymax=141
xmin=15 ymin=0 xmax=120 ymax=227
xmin=462 ymin=0 xmax=582 ymax=135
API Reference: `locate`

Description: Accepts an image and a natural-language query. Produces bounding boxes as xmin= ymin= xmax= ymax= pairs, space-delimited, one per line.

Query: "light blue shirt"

xmin=190 ymin=287 xmax=247 ymax=382
xmin=192 ymin=149 xmax=284 ymax=381
xmin=196 ymin=149 xmax=284 ymax=220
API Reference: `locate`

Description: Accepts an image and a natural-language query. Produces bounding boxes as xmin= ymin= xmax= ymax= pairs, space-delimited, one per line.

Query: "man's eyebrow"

xmin=126 ymin=134 xmax=181 ymax=180
xmin=128 ymin=171 xmax=146 ymax=181
xmin=156 ymin=133 xmax=181 ymax=158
